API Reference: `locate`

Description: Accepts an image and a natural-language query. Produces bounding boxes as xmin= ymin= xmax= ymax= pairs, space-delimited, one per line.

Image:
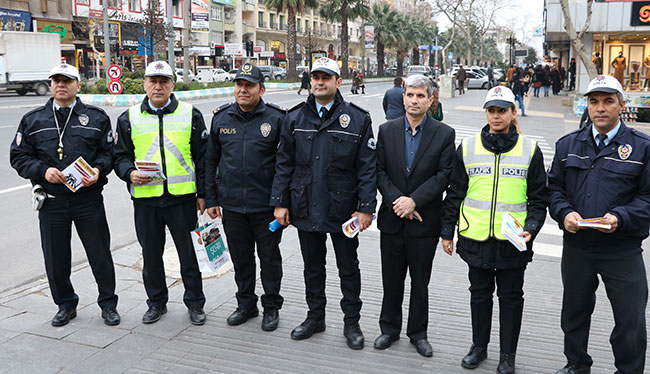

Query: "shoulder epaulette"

xmin=266 ymin=102 xmax=287 ymax=113
xmin=23 ymin=105 xmax=49 ymax=118
xmin=288 ymin=101 xmax=305 ymax=113
xmin=556 ymin=126 xmax=584 ymax=142
xmin=212 ymin=103 xmax=231 ymax=115
xmin=349 ymin=102 xmax=369 ymax=114
xmin=629 ymin=127 xmax=650 ymax=141
xmin=85 ymin=103 xmax=108 ymax=115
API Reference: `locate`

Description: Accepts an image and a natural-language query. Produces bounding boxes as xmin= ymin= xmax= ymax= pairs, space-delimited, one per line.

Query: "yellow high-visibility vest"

xmin=129 ymin=101 xmax=196 ymax=198
xmin=458 ymin=133 xmax=536 ymax=241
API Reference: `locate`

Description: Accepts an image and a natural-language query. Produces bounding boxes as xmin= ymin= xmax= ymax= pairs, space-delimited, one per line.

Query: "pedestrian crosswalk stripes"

xmin=447 ymin=123 xmax=555 ymax=168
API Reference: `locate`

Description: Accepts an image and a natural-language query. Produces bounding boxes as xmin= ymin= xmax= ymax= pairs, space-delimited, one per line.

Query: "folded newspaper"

xmin=61 ymin=156 xmax=97 ymax=192
xmin=135 ymin=160 xmax=166 ymax=181
xmin=577 ymin=217 xmax=612 ymax=230
xmin=500 ymin=212 xmax=527 ymax=252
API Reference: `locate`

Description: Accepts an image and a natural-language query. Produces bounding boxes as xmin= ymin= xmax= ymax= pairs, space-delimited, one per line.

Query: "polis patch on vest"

xmin=467 ymin=165 xmax=492 ymax=177
xmin=501 ymin=166 xmax=528 ymax=178
xmin=220 ymin=127 xmax=237 ymax=135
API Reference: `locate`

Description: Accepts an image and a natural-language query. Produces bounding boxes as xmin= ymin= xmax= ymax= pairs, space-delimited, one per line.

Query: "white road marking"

xmin=0 ymin=184 xmax=31 ymax=195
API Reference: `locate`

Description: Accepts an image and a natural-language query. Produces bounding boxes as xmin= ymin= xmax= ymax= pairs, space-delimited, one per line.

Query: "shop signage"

xmin=36 ymin=20 xmax=73 ymax=43
xmin=260 ymin=51 xmax=274 ymax=57
xmin=271 ymin=40 xmax=281 ymax=50
xmin=0 ymin=8 xmax=31 ymax=31
xmin=631 ymin=1 xmax=650 ymax=26
xmin=192 ymin=13 xmax=209 ymax=32
xmin=273 ymin=52 xmax=286 ymax=59
xmin=224 ymin=42 xmax=243 ymax=56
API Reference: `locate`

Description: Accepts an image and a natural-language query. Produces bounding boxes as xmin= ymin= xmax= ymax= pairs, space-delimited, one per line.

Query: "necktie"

xmin=319 ymin=106 xmax=328 ymax=118
xmin=596 ymin=133 xmax=608 ymax=150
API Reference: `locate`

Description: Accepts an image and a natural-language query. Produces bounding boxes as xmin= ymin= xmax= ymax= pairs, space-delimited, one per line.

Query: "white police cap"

xmin=145 ymin=61 xmax=174 ymax=79
xmin=311 ymin=57 xmax=340 ymax=76
xmin=584 ymin=75 xmax=625 ymax=97
xmin=483 ymin=86 xmax=516 ymax=109
xmin=49 ymin=63 xmax=80 ymax=81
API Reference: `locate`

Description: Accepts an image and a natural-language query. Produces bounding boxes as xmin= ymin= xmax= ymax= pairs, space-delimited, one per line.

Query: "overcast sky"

xmin=434 ymin=0 xmax=545 ymax=55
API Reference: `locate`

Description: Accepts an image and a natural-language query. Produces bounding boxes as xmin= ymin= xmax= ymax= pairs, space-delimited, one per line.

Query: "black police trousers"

xmin=222 ymin=209 xmax=283 ymax=311
xmin=561 ymin=241 xmax=647 ymax=373
xmin=39 ymin=194 xmax=117 ymax=310
xmin=379 ymin=232 xmax=437 ymax=341
xmin=134 ymin=200 xmax=205 ymax=309
xmin=297 ymin=230 xmax=362 ymax=324
xmin=468 ymin=264 xmax=526 ymax=354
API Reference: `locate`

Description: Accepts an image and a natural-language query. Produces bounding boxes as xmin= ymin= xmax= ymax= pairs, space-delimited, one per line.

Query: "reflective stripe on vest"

xmin=458 ymin=134 xmax=535 ymax=241
xmin=129 ymin=102 xmax=196 ymax=198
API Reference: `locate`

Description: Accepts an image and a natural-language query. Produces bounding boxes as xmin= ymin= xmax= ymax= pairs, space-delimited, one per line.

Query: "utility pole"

xmin=102 ymin=0 xmax=111 ymax=86
xmin=182 ymin=0 xmax=190 ymax=82
xmin=167 ymin=0 xmax=174 ymax=69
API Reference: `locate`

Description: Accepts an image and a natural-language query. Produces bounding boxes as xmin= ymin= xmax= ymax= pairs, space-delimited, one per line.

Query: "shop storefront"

xmin=35 ymin=19 xmax=75 ymax=65
xmin=545 ymin=0 xmax=650 ymax=123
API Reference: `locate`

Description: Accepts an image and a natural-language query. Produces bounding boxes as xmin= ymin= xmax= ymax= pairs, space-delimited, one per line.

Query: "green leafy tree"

xmin=265 ymin=0 xmax=319 ymax=81
xmin=320 ymin=0 xmax=368 ymax=78
xmin=366 ymin=2 xmax=402 ymax=77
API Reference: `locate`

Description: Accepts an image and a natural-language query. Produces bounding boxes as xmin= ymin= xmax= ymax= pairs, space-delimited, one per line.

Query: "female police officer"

xmin=440 ymin=87 xmax=547 ymax=374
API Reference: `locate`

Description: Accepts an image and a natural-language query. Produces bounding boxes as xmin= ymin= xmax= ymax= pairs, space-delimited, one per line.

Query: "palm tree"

xmin=366 ymin=2 xmax=402 ymax=77
xmin=393 ymin=14 xmax=436 ymax=76
xmin=264 ymin=0 xmax=318 ymax=81
xmin=319 ymin=0 xmax=368 ymax=79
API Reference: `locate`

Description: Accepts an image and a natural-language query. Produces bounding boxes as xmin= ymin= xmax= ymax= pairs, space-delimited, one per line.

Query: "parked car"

xmin=258 ymin=65 xmax=285 ymax=80
xmin=452 ymin=71 xmax=490 ymax=89
xmin=175 ymin=69 xmax=198 ymax=82
xmin=212 ymin=68 xmax=230 ymax=82
xmin=406 ymin=65 xmax=431 ymax=76
xmin=272 ymin=66 xmax=286 ymax=80
xmin=226 ymin=69 xmax=237 ymax=81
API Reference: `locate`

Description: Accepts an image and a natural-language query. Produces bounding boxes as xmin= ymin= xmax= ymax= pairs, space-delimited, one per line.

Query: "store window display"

xmin=612 ymin=51 xmax=626 ymax=87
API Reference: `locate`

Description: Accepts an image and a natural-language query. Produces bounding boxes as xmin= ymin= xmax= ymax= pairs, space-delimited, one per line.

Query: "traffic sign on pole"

xmin=108 ymin=80 xmax=123 ymax=95
xmin=108 ymin=64 xmax=122 ymax=80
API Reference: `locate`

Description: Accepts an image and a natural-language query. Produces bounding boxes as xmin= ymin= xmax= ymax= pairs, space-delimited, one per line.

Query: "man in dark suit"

xmin=382 ymin=76 xmax=405 ymax=120
xmin=374 ymin=74 xmax=456 ymax=357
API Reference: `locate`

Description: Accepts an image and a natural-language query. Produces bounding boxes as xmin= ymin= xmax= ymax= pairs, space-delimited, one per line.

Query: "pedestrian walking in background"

xmin=114 ymin=61 xmax=207 ymax=326
xmin=205 ymin=63 xmax=286 ymax=332
xmin=506 ymin=65 xmax=515 ymax=89
xmin=513 ymin=76 xmax=528 ymax=117
xmin=10 ymin=63 xmax=120 ymax=327
xmin=542 ymin=65 xmax=552 ymax=97
xmin=297 ymin=67 xmax=310 ymax=95
xmin=551 ymin=66 xmax=561 ymax=95
xmin=568 ymin=58 xmax=576 ymax=91
xmin=457 ymin=65 xmax=467 ymax=95
xmin=374 ymin=74 xmax=456 ymax=358
xmin=383 ymin=76 xmax=405 ymax=120
xmin=549 ymin=75 xmax=650 ymax=374
xmin=533 ymin=65 xmax=543 ymax=97
xmin=271 ymin=58 xmax=376 ymax=350
xmin=441 ymin=86 xmax=548 ymax=374
xmin=487 ymin=65 xmax=495 ymax=89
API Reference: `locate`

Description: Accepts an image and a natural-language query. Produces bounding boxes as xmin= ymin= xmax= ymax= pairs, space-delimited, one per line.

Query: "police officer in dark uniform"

xmin=114 ymin=61 xmax=207 ymax=326
xmin=10 ymin=63 xmax=119 ymax=327
xmin=549 ymin=75 xmax=650 ymax=374
xmin=271 ymin=57 xmax=377 ymax=350
xmin=205 ymin=63 xmax=286 ymax=331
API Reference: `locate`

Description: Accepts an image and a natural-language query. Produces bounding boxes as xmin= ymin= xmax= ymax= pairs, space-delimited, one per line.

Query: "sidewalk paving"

xmin=1 ymin=225 xmax=648 ymax=373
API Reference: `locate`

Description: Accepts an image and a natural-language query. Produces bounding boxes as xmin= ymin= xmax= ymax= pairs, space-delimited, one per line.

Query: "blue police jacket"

xmin=548 ymin=122 xmax=650 ymax=256
xmin=205 ymin=99 xmax=286 ymax=214
xmin=270 ymin=90 xmax=377 ymax=233
xmin=10 ymin=97 xmax=113 ymax=198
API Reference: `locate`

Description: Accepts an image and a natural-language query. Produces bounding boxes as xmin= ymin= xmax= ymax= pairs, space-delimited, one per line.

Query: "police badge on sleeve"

xmin=618 ymin=144 xmax=632 ymax=160
xmin=15 ymin=132 xmax=22 ymax=146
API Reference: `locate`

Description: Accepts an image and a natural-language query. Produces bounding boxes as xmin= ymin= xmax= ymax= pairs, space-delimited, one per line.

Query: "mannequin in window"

xmin=643 ymin=54 xmax=650 ymax=90
xmin=612 ymin=51 xmax=626 ymax=87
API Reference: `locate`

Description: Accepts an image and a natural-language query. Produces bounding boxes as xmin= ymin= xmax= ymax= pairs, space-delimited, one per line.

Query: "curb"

xmin=79 ymin=78 xmax=393 ymax=107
